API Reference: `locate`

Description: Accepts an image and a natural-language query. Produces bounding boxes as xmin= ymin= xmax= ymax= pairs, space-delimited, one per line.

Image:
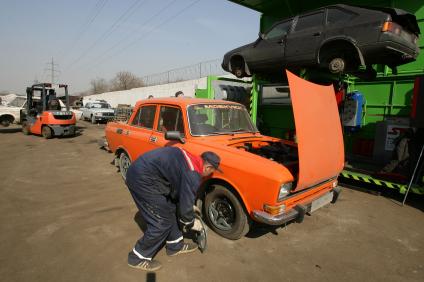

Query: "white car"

xmin=0 ymin=96 xmax=26 ymax=126
xmin=81 ymin=101 xmax=115 ymax=124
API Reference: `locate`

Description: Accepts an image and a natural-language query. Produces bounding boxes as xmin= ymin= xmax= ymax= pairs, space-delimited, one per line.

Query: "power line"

xmin=74 ymin=0 xmax=179 ymax=71
xmin=94 ymin=0 xmax=201 ymax=68
xmin=57 ymin=0 xmax=109 ymax=64
xmin=64 ymin=0 xmax=148 ymax=71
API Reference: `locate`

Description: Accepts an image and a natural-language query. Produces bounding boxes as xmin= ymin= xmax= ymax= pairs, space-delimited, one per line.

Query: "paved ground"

xmin=0 ymin=122 xmax=423 ymax=282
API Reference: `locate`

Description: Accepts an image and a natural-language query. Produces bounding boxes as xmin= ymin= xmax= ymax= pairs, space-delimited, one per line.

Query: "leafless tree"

xmin=90 ymin=78 xmax=109 ymax=94
xmin=110 ymin=71 xmax=143 ymax=91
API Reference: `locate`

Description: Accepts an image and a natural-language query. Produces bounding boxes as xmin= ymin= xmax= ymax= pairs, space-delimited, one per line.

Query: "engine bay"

xmin=234 ymin=140 xmax=299 ymax=175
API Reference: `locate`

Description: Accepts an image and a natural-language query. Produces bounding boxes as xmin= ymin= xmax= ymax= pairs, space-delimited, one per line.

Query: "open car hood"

xmin=287 ymin=71 xmax=344 ymax=192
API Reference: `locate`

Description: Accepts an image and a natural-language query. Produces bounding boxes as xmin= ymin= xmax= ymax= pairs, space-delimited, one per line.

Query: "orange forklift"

xmin=21 ymin=83 xmax=76 ymax=138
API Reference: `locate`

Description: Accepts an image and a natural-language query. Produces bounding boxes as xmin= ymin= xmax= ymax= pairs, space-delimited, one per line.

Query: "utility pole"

xmin=44 ymin=57 xmax=60 ymax=84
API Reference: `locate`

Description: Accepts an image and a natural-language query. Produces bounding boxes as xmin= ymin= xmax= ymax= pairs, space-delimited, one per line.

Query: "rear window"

xmin=295 ymin=12 xmax=324 ymax=31
xmin=326 ymin=8 xmax=356 ymax=24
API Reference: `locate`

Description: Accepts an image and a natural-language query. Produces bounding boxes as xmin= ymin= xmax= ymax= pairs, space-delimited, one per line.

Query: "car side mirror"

xmin=165 ymin=131 xmax=185 ymax=144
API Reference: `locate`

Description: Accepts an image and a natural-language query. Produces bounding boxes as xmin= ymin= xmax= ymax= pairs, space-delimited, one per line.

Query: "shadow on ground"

xmin=0 ymin=127 xmax=21 ymax=134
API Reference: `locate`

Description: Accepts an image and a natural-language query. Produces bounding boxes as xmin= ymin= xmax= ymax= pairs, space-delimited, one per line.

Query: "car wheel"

xmin=41 ymin=126 xmax=53 ymax=139
xmin=119 ymin=152 xmax=131 ymax=181
xmin=328 ymin=57 xmax=346 ymax=74
xmin=0 ymin=117 xmax=11 ymax=127
xmin=22 ymin=121 xmax=30 ymax=135
xmin=204 ymin=185 xmax=249 ymax=240
xmin=91 ymin=115 xmax=96 ymax=124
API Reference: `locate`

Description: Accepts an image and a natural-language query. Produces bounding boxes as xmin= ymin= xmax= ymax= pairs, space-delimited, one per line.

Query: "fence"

xmin=141 ymin=59 xmax=228 ymax=87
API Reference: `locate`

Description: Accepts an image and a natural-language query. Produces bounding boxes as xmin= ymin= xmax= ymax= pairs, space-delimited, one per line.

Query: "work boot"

xmin=167 ymin=242 xmax=198 ymax=256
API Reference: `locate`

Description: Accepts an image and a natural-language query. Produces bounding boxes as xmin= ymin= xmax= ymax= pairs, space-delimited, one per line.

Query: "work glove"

xmin=191 ymin=218 xmax=203 ymax=232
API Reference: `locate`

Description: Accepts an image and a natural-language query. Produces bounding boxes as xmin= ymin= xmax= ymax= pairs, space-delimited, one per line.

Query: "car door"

xmin=122 ymin=104 xmax=158 ymax=160
xmin=82 ymin=103 xmax=91 ymax=119
xmin=285 ymin=11 xmax=325 ymax=65
xmin=247 ymin=20 xmax=293 ymax=71
xmin=149 ymin=105 xmax=185 ymax=149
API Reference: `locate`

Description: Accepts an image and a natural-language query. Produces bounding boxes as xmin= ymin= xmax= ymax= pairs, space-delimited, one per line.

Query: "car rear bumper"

xmin=362 ymin=40 xmax=419 ymax=65
xmin=50 ymin=124 xmax=76 ymax=136
xmin=252 ymin=186 xmax=342 ymax=226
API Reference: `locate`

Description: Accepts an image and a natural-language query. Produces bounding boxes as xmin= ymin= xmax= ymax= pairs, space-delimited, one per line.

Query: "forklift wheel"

xmin=42 ymin=126 xmax=53 ymax=139
xmin=22 ymin=122 xmax=30 ymax=135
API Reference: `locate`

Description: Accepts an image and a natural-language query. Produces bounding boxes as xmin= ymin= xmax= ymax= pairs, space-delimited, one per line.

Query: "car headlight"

xmin=95 ymin=112 xmax=102 ymax=116
xmin=278 ymin=182 xmax=292 ymax=201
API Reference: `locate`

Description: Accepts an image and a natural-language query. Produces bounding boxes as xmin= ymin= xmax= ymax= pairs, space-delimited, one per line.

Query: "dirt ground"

xmin=0 ymin=122 xmax=423 ymax=282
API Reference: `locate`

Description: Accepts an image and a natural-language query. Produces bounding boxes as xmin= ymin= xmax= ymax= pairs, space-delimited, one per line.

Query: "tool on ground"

xmin=191 ymin=206 xmax=207 ymax=253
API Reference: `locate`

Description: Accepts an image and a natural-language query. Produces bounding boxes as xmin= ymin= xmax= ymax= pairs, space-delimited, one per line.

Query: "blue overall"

xmin=126 ymin=147 xmax=202 ymax=262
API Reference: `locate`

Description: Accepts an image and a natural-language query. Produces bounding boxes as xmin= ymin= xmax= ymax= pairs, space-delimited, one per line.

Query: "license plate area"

xmin=309 ymin=191 xmax=333 ymax=214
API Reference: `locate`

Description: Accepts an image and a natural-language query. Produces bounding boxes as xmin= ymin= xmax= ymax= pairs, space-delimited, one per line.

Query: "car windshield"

xmin=7 ymin=96 xmax=26 ymax=107
xmin=92 ymin=103 xmax=110 ymax=109
xmin=188 ymin=103 xmax=257 ymax=136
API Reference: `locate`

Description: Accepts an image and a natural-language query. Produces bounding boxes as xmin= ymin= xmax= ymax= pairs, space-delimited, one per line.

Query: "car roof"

xmin=135 ymin=97 xmax=242 ymax=108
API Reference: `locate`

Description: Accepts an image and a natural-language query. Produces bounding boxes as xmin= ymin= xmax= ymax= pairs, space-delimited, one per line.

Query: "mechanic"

xmin=175 ymin=91 xmax=184 ymax=97
xmin=125 ymin=146 xmax=221 ymax=271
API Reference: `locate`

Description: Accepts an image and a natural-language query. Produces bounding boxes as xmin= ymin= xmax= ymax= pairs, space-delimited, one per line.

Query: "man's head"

xmin=147 ymin=95 xmax=154 ymax=99
xmin=201 ymin=151 xmax=221 ymax=177
xmin=175 ymin=91 xmax=184 ymax=98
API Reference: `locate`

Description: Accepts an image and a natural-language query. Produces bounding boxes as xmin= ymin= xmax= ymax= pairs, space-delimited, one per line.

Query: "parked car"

xmin=222 ymin=4 xmax=420 ymax=78
xmin=105 ymin=71 xmax=344 ymax=240
xmin=0 ymin=96 xmax=26 ymax=127
xmin=81 ymin=100 xmax=115 ymax=124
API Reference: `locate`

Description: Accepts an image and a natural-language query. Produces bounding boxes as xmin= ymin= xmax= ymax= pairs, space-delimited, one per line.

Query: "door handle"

xmin=149 ymin=136 xmax=157 ymax=143
xmin=313 ymin=32 xmax=322 ymax=36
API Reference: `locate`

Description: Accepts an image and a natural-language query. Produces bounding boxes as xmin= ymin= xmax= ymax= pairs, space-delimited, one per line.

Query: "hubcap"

xmin=208 ymin=197 xmax=235 ymax=231
xmin=120 ymin=155 xmax=130 ymax=179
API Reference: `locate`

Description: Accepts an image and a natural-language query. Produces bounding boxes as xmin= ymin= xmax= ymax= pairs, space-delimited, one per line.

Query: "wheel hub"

xmin=208 ymin=198 xmax=235 ymax=231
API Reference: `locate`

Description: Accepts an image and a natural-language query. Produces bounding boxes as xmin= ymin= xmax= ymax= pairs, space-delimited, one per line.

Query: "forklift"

xmin=21 ymin=83 xmax=76 ymax=138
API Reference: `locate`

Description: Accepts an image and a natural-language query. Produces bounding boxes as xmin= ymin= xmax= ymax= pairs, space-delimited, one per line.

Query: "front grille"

xmin=102 ymin=112 xmax=114 ymax=117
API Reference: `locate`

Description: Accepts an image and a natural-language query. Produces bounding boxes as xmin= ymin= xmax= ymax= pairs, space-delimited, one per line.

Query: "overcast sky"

xmin=0 ymin=0 xmax=260 ymax=94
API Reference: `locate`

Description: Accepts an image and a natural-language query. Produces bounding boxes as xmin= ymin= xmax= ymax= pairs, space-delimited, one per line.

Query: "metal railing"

xmin=141 ymin=59 xmax=228 ymax=87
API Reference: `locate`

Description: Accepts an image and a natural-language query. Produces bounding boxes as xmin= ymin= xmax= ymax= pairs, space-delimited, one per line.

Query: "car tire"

xmin=91 ymin=115 xmax=96 ymax=124
xmin=0 ymin=117 xmax=11 ymax=127
xmin=204 ymin=185 xmax=250 ymax=240
xmin=41 ymin=126 xmax=53 ymax=139
xmin=328 ymin=57 xmax=346 ymax=74
xmin=119 ymin=152 xmax=131 ymax=181
xmin=22 ymin=121 xmax=30 ymax=135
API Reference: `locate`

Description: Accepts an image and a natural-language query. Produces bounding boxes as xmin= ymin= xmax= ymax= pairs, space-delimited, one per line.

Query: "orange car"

xmin=105 ymin=71 xmax=344 ymax=240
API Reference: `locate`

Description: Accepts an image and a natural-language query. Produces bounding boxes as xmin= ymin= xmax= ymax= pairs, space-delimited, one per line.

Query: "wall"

xmin=84 ymin=77 xmax=207 ymax=107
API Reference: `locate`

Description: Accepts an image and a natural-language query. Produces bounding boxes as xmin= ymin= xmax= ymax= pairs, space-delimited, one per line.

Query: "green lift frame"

xmin=196 ymin=1 xmax=424 ymax=195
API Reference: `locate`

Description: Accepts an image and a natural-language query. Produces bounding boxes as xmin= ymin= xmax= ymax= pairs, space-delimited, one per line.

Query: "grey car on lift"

xmin=222 ymin=4 xmax=420 ymax=78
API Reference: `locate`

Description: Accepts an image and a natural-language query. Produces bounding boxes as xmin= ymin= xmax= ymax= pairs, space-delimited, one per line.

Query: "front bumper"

xmin=50 ymin=124 xmax=76 ymax=136
xmin=252 ymin=186 xmax=342 ymax=226
xmin=94 ymin=116 xmax=114 ymax=122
